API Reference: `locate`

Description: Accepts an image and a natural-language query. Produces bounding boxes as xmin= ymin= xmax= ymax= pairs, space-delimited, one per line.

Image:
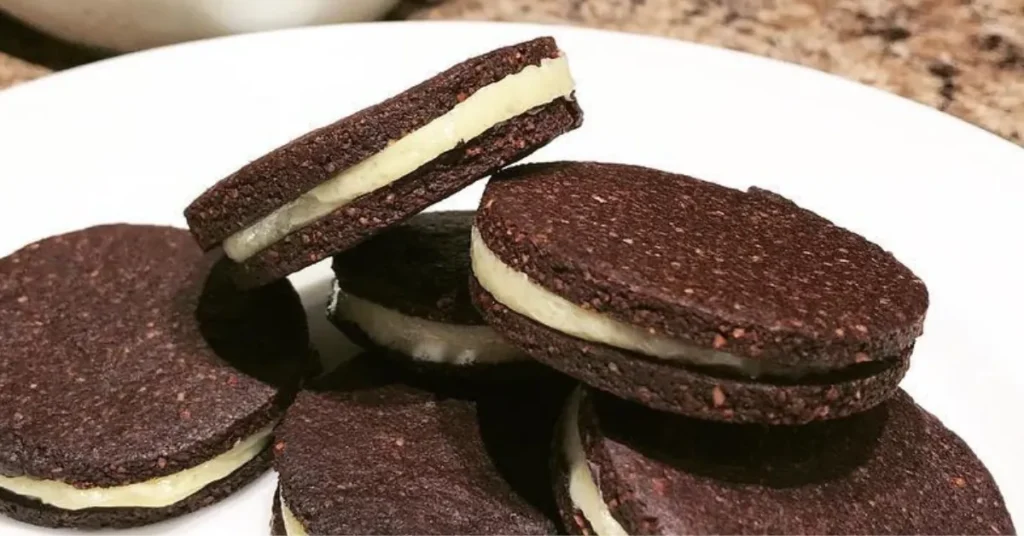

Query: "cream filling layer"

xmin=280 ymin=494 xmax=310 ymax=536
xmin=329 ymin=280 xmax=524 ymax=365
xmin=0 ymin=423 xmax=275 ymax=510
xmin=562 ymin=388 xmax=628 ymax=536
xmin=223 ymin=55 xmax=576 ymax=262
xmin=470 ymin=228 xmax=817 ymax=378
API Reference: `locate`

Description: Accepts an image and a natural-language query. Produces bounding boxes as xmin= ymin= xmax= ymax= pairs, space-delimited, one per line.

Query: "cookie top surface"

xmin=475 ymin=161 xmax=929 ymax=367
xmin=332 ymin=210 xmax=480 ymax=324
xmin=0 ymin=224 xmax=309 ymax=487
xmin=274 ymin=357 xmax=560 ymax=535
xmin=574 ymin=388 xmax=1013 ymax=535
xmin=184 ymin=37 xmax=562 ymax=250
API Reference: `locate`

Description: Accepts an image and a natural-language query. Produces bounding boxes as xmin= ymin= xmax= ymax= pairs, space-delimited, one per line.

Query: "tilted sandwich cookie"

xmin=271 ymin=356 xmax=565 ymax=535
xmin=553 ymin=387 xmax=1014 ymax=535
xmin=0 ymin=225 xmax=310 ymax=528
xmin=471 ymin=162 xmax=929 ymax=424
xmin=328 ymin=210 xmax=531 ymax=375
xmin=185 ymin=37 xmax=583 ymax=287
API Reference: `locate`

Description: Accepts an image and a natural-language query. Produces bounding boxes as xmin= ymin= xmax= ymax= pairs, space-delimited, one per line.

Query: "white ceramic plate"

xmin=0 ymin=21 xmax=1022 ymax=535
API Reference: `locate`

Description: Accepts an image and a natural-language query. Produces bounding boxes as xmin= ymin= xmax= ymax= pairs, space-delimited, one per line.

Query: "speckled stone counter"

xmin=2 ymin=1 xmax=1022 ymax=145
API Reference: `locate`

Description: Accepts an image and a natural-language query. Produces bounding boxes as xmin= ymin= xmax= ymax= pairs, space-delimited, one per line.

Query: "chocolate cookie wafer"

xmin=272 ymin=356 xmax=565 ymax=535
xmin=553 ymin=387 xmax=1014 ymax=535
xmin=471 ymin=161 xmax=929 ymax=424
xmin=328 ymin=210 xmax=542 ymax=378
xmin=185 ymin=37 xmax=583 ymax=287
xmin=0 ymin=224 xmax=310 ymax=529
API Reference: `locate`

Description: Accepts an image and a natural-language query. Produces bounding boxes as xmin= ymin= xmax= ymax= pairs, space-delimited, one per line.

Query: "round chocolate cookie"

xmin=0 ymin=224 xmax=310 ymax=529
xmin=329 ymin=210 xmax=540 ymax=378
xmin=272 ymin=355 xmax=565 ymax=535
xmin=471 ymin=161 xmax=929 ymax=424
xmin=185 ymin=36 xmax=583 ymax=288
xmin=553 ymin=387 xmax=1014 ymax=535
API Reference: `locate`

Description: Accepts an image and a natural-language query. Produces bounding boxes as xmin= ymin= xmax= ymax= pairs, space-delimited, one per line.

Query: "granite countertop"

xmin=1 ymin=0 xmax=1022 ymax=145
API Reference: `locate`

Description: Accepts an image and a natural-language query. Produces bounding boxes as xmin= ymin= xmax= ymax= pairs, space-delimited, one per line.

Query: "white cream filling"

xmin=280 ymin=494 xmax=310 ymax=536
xmin=0 ymin=423 xmax=275 ymax=510
xmin=470 ymin=228 xmax=818 ymax=378
xmin=329 ymin=280 xmax=524 ymax=365
xmin=223 ymin=55 xmax=576 ymax=262
xmin=562 ymin=388 xmax=628 ymax=536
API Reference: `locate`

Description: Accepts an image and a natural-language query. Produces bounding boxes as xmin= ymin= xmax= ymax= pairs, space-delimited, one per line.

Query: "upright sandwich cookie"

xmin=328 ymin=210 xmax=530 ymax=375
xmin=553 ymin=387 xmax=1014 ymax=535
xmin=272 ymin=356 xmax=564 ymax=535
xmin=471 ymin=162 xmax=929 ymax=424
xmin=0 ymin=225 xmax=310 ymax=529
xmin=185 ymin=37 xmax=583 ymax=287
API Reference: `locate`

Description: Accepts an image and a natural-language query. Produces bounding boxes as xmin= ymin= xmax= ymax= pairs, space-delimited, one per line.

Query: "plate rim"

xmin=0 ymin=18 xmax=1020 ymax=534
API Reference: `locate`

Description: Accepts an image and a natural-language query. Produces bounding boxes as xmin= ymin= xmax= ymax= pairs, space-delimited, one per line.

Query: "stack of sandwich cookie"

xmin=185 ymin=36 xmax=583 ymax=287
xmin=471 ymin=161 xmax=928 ymax=425
xmin=328 ymin=210 xmax=541 ymax=378
xmin=0 ymin=225 xmax=310 ymax=529
xmin=467 ymin=161 xmax=1013 ymax=533
xmin=270 ymin=356 xmax=566 ymax=535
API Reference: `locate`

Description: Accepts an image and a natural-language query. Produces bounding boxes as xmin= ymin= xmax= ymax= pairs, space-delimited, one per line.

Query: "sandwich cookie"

xmin=471 ymin=162 xmax=929 ymax=424
xmin=272 ymin=356 xmax=564 ymax=535
xmin=0 ymin=225 xmax=310 ymax=529
xmin=328 ymin=210 xmax=530 ymax=376
xmin=185 ymin=36 xmax=583 ymax=287
xmin=553 ymin=387 xmax=1014 ymax=535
